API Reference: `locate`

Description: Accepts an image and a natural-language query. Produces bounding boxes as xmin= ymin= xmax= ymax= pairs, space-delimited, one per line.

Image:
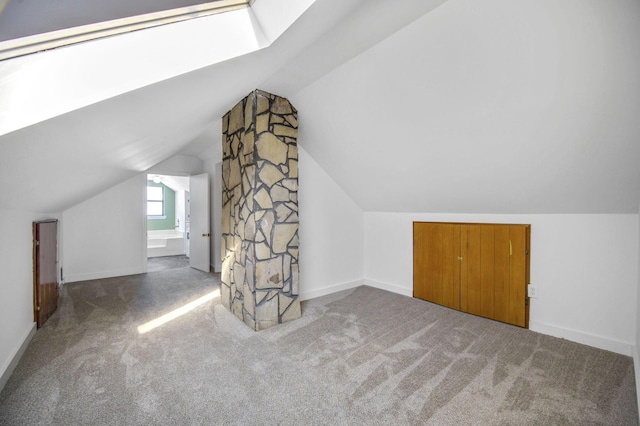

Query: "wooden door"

xmin=413 ymin=222 xmax=461 ymax=310
xmin=460 ymin=224 xmax=529 ymax=327
xmin=508 ymin=225 xmax=529 ymax=327
xmin=414 ymin=222 xmax=530 ymax=328
xmin=33 ymin=220 xmax=58 ymax=327
xmin=461 ymin=224 xmax=511 ymax=323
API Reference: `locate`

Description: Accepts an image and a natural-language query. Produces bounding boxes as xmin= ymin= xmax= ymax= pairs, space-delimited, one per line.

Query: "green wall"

xmin=147 ymin=182 xmax=176 ymax=231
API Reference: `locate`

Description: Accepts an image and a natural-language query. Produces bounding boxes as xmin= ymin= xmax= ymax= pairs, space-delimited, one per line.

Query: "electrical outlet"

xmin=528 ymin=284 xmax=538 ymax=299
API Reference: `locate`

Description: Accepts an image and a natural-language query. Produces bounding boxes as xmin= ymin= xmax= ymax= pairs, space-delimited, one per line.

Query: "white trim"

xmin=529 ymin=320 xmax=633 ymax=356
xmin=0 ymin=323 xmax=36 ymax=392
xmin=634 ymin=348 xmax=640 ymax=422
xmin=64 ymin=266 xmax=147 ymax=283
xmin=361 ymin=279 xmax=634 ymax=357
xmin=299 ymin=279 xmax=363 ymax=301
xmin=0 ymin=0 xmax=249 ymax=61
xmin=363 ymin=279 xmax=413 ymax=298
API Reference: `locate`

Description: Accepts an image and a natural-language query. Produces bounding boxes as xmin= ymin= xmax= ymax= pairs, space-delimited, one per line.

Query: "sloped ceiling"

xmin=292 ymin=0 xmax=640 ymax=213
xmin=1 ymin=0 xmax=639 ymax=214
xmin=0 ymin=0 xmax=445 ymax=213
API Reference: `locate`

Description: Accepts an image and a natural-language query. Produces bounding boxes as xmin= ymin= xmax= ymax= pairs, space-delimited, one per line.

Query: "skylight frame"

xmin=0 ymin=0 xmax=254 ymax=61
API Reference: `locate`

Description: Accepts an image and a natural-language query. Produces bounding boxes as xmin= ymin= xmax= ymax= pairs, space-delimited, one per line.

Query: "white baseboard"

xmin=64 ymin=266 xmax=147 ymax=283
xmin=529 ymin=320 xmax=633 ymax=356
xmin=0 ymin=323 xmax=36 ymax=392
xmin=357 ymin=280 xmax=634 ymax=357
xmin=300 ymin=279 xmax=363 ymax=301
xmin=363 ymin=279 xmax=413 ymax=298
xmin=307 ymin=279 xmax=632 ymax=357
xmin=634 ymin=348 xmax=640 ymax=422
xmin=299 ymin=279 xmax=413 ymax=302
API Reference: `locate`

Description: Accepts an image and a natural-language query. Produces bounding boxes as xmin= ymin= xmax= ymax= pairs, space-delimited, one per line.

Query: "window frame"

xmin=147 ymin=185 xmax=166 ymax=219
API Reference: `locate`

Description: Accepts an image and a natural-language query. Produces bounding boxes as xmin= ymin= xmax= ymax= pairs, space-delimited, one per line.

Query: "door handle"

xmin=202 ymin=233 xmax=211 ymax=237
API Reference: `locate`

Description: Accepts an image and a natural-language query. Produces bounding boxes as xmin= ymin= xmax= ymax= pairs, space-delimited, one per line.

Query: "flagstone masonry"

xmin=221 ymin=90 xmax=301 ymax=330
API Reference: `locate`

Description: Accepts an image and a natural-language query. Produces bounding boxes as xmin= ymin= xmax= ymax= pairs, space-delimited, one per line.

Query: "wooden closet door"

xmin=508 ymin=225 xmax=528 ymax=327
xmin=413 ymin=223 xmax=460 ymax=310
xmin=493 ymin=225 xmax=512 ymax=324
xmin=414 ymin=222 xmax=530 ymax=328
xmin=461 ymin=224 xmax=507 ymax=321
xmin=460 ymin=224 xmax=527 ymax=327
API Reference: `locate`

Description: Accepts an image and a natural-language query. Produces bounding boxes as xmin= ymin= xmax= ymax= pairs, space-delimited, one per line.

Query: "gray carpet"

xmin=0 ymin=268 xmax=637 ymax=425
xmin=146 ymin=255 xmax=190 ymax=272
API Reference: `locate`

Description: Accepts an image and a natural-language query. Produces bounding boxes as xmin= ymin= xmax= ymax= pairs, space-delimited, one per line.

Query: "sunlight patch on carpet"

xmin=137 ymin=289 xmax=220 ymax=334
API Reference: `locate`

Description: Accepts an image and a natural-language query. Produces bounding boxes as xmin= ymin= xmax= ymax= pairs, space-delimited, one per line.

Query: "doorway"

xmin=146 ymin=174 xmax=190 ymax=259
xmin=33 ymin=219 xmax=59 ymax=327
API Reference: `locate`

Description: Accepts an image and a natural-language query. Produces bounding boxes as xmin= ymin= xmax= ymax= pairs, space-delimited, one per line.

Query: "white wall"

xmin=175 ymin=189 xmax=186 ymax=233
xmin=147 ymin=154 xmax=204 ymax=176
xmin=0 ymin=208 xmax=58 ymax=390
xmin=62 ymin=174 xmax=147 ymax=282
xmin=635 ymin=208 xmax=640 ymax=411
xmin=364 ymin=212 xmax=639 ymax=356
xmin=291 ymin=0 xmax=640 ymax=215
xmin=298 ymin=146 xmax=364 ymax=300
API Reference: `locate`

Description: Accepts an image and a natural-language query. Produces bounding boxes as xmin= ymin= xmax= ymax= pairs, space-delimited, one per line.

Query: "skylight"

xmin=0 ymin=0 xmax=253 ymax=61
xmin=0 ymin=0 xmax=316 ymax=137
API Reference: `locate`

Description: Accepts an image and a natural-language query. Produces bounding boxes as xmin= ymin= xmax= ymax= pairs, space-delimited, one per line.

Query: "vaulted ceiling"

xmin=0 ymin=0 xmax=638 ymax=214
xmin=293 ymin=0 xmax=640 ymax=213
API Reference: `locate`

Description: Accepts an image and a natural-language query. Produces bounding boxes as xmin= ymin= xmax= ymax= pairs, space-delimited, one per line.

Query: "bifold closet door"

xmin=414 ymin=222 xmax=530 ymax=328
xmin=460 ymin=224 xmax=528 ymax=327
xmin=460 ymin=224 xmax=510 ymax=323
xmin=508 ymin=225 xmax=529 ymax=327
xmin=413 ymin=222 xmax=460 ymax=310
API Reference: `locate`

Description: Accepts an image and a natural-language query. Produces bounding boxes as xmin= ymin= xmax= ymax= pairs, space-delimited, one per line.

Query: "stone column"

xmin=221 ymin=89 xmax=300 ymax=331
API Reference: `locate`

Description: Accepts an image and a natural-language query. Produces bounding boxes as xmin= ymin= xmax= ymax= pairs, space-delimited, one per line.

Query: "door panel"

xmin=441 ymin=224 xmax=460 ymax=309
xmin=414 ymin=223 xmax=460 ymax=310
xmin=460 ymin=225 xmax=480 ymax=315
xmin=492 ymin=225 xmax=511 ymax=323
xmin=33 ymin=220 xmax=58 ymax=327
xmin=479 ymin=225 xmax=496 ymax=319
xmin=462 ymin=224 xmax=511 ymax=322
xmin=509 ymin=226 xmax=527 ymax=327
xmin=189 ymin=173 xmax=210 ymax=272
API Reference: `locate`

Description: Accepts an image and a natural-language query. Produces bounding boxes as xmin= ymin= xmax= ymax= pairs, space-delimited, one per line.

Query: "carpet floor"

xmin=146 ymin=255 xmax=190 ymax=273
xmin=0 ymin=268 xmax=637 ymax=425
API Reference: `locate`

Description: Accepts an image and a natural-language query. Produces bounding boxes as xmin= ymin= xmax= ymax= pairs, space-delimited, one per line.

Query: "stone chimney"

xmin=221 ymin=90 xmax=301 ymax=330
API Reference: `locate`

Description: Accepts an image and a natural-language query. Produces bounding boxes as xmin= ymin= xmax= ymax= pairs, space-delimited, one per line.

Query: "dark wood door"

xmin=33 ymin=220 xmax=58 ymax=327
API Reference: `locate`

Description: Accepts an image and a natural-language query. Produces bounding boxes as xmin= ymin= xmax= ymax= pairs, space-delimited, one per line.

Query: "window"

xmin=147 ymin=186 xmax=164 ymax=217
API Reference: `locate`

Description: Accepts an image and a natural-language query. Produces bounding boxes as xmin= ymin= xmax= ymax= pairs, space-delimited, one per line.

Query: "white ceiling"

xmin=292 ymin=0 xmax=640 ymax=213
xmin=0 ymin=0 xmax=638 ymax=214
